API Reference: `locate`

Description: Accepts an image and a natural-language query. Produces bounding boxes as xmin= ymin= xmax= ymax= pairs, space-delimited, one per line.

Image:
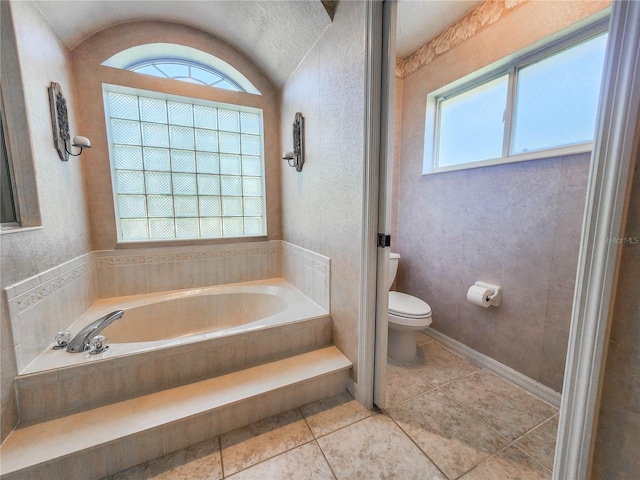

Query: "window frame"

xmin=424 ymin=17 xmax=609 ymax=175
xmin=0 ymin=88 xmax=20 ymax=227
xmin=103 ymin=83 xmax=267 ymax=243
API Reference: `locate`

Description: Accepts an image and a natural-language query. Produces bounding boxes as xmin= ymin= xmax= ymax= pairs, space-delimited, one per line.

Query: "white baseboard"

xmin=423 ymin=327 xmax=562 ymax=409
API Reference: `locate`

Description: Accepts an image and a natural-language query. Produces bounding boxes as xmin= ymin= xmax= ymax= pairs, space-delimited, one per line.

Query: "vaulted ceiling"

xmin=32 ymin=0 xmax=481 ymax=88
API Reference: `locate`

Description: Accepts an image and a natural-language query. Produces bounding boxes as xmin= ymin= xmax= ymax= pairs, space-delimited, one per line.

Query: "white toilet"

xmin=387 ymin=252 xmax=432 ymax=363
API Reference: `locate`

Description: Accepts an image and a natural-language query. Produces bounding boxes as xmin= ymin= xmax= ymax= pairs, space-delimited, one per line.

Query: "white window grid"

xmin=127 ymin=59 xmax=245 ymax=92
xmin=105 ymin=88 xmax=266 ymax=241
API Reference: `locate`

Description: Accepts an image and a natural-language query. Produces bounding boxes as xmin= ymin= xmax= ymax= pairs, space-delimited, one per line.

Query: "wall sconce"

xmin=282 ymin=112 xmax=304 ymax=172
xmin=48 ymin=82 xmax=91 ymax=161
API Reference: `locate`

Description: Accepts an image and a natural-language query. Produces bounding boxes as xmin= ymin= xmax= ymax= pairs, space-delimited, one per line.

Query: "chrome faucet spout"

xmin=66 ymin=310 xmax=124 ymax=353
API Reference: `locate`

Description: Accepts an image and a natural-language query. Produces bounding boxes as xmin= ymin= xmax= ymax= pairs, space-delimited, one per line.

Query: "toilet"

xmin=387 ymin=252 xmax=432 ymax=363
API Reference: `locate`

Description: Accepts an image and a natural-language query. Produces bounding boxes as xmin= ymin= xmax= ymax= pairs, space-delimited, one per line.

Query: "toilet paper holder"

xmin=472 ymin=281 xmax=502 ymax=307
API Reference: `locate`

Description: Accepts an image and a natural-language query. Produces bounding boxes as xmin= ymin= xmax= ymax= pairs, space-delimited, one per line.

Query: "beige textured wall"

xmin=0 ymin=1 xmax=92 ymax=441
xmin=71 ymin=21 xmax=282 ymax=251
xmin=279 ymin=1 xmax=365 ymax=381
xmin=590 ymin=131 xmax=640 ymax=478
xmin=395 ymin=1 xmax=609 ymax=391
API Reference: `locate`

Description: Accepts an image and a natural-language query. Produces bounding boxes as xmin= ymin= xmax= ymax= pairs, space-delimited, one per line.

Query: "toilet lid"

xmin=388 ymin=291 xmax=432 ymax=319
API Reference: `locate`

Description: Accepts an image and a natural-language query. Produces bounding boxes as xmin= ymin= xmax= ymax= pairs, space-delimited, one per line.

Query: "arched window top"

xmin=128 ymin=59 xmax=244 ymax=92
xmin=102 ymin=43 xmax=261 ymax=95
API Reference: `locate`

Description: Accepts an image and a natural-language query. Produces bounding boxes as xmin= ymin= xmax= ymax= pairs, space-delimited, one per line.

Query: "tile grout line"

xmin=298 ymin=404 xmax=340 ymax=478
xmin=218 ymin=435 xmax=225 ymax=479
xmin=382 ymin=409 xmax=451 ymax=480
xmin=385 ymin=339 xmax=557 ymax=479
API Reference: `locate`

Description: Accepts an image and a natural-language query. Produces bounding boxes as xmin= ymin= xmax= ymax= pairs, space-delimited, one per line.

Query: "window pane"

xmin=121 ymin=219 xmax=149 ymax=240
xmin=195 ymin=129 xmax=218 ymax=152
xmin=171 ymin=150 xmax=196 ymax=172
xmin=144 ymin=148 xmax=170 ymax=171
xmin=118 ymin=195 xmax=146 ymax=218
xmin=241 ymin=134 xmax=261 ymax=155
xmin=240 ymin=112 xmax=261 ymax=134
xmin=194 ymin=106 xmax=218 ymax=129
xmin=1 ymin=113 xmax=17 ymax=224
xmin=220 ymin=154 xmax=241 ymax=175
xmin=437 ymin=75 xmax=508 ymax=167
xmin=114 ymin=145 xmax=143 ymax=170
xmin=109 ymin=93 xmax=139 ymax=120
xmin=244 ymin=217 xmax=264 ymax=235
xmin=176 ymin=218 xmax=199 ymax=238
xmin=196 ymin=152 xmax=219 ymax=174
xmin=511 ymin=33 xmax=607 ymax=154
xmin=116 ymin=170 xmax=145 ymax=194
xmin=149 ymin=218 xmax=175 ymax=238
xmin=168 ymin=102 xmax=193 ymax=126
xmin=222 ymin=217 xmax=243 ymax=236
xmin=221 ymin=176 xmax=242 ymax=196
xmin=140 ymin=97 xmax=167 ymax=123
xmin=111 ymin=119 xmax=141 ymax=145
xmin=200 ymin=217 xmax=222 ymax=237
xmin=148 ymin=195 xmax=174 ymax=217
xmin=169 ymin=126 xmax=194 ymax=150
xmin=142 ymin=123 xmax=169 ymax=147
xmin=242 ymin=156 xmax=262 ymax=176
xmin=219 ymin=132 xmax=241 ymax=154
xmin=173 ymin=173 xmax=197 ymax=195
xmin=218 ymin=109 xmax=240 ymax=132
xmin=174 ymin=196 xmax=198 ymax=217
xmin=146 ymin=172 xmax=172 ymax=194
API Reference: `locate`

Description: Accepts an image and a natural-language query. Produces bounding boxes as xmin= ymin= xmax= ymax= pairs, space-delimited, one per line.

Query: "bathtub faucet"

xmin=66 ymin=310 xmax=124 ymax=353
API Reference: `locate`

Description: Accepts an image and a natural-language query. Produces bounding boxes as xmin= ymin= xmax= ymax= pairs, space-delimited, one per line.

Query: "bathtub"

xmin=22 ymin=278 xmax=328 ymax=374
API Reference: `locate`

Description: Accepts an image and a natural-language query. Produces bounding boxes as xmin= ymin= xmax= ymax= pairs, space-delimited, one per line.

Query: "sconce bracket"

xmin=293 ymin=112 xmax=304 ymax=172
xmin=48 ymin=82 xmax=70 ymax=161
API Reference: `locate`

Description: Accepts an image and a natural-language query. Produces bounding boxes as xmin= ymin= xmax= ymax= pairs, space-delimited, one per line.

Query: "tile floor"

xmin=104 ymin=334 xmax=558 ymax=479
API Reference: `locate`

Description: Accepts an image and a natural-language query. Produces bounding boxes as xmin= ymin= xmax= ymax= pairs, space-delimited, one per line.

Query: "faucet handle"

xmin=88 ymin=335 xmax=109 ymax=355
xmin=53 ymin=331 xmax=71 ymax=349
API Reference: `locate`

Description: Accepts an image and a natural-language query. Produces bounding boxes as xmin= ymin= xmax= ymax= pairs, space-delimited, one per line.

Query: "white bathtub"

xmin=23 ymin=278 xmax=328 ymax=374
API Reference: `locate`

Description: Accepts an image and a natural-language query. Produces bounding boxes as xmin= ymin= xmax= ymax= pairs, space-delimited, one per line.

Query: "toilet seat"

xmin=388 ymin=291 xmax=432 ymax=327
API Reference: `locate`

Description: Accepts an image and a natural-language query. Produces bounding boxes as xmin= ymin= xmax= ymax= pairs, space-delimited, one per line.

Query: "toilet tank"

xmin=388 ymin=252 xmax=400 ymax=290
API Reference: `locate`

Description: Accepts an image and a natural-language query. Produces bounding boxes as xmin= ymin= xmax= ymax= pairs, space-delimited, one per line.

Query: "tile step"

xmin=0 ymin=346 xmax=351 ymax=479
xmin=16 ymin=314 xmax=332 ymax=426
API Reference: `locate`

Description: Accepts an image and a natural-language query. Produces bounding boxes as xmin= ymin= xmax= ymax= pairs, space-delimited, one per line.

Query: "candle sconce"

xmin=48 ymin=82 xmax=91 ymax=161
xmin=282 ymin=112 xmax=304 ymax=172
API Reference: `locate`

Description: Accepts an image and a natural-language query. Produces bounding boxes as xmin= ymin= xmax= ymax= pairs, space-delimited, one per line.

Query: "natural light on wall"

xmin=425 ymin=22 xmax=608 ymax=174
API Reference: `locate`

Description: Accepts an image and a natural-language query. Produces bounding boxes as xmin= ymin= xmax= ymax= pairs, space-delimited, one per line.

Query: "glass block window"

xmin=106 ymin=87 xmax=265 ymax=241
xmin=128 ymin=60 xmax=245 ymax=92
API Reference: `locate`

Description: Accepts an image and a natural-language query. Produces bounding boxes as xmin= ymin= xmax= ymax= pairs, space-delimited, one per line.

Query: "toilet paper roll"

xmin=467 ymin=285 xmax=492 ymax=308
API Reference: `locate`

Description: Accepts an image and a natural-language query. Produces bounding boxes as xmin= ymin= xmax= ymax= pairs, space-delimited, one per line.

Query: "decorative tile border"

xmin=282 ymin=242 xmax=329 ymax=275
xmin=281 ymin=241 xmax=330 ymax=310
xmin=397 ymin=0 xmax=530 ymax=78
xmin=94 ymin=242 xmax=278 ymax=268
xmin=9 ymin=259 xmax=93 ymax=314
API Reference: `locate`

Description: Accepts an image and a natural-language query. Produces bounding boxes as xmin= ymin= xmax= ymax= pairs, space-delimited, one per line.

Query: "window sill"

xmin=115 ymin=235 xmax=269 ymax=249
xmin=0 ymin=225 xmax=43 ymax=235
xmin=423 ymin=142 xmax=592 ymax=175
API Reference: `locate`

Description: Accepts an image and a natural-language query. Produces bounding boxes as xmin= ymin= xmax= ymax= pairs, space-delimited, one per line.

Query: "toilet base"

xmin=388 ymin=327 xmax=418 ymax=364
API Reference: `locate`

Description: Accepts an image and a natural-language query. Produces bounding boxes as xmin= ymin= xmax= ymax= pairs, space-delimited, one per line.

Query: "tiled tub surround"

xmin=16 ymin=302 xmax=331 ymax=425
xmin=5 ymin=253 xmax=99 ymax=373
xmin=5 ymin=240 xmax=330 ymax=375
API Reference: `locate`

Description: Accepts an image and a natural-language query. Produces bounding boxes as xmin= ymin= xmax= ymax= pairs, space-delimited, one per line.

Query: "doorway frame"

xmin=554 ymin=1 xmax=640 ymax=478
xmin=360 ymin=1 xmax=640 ymax=478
